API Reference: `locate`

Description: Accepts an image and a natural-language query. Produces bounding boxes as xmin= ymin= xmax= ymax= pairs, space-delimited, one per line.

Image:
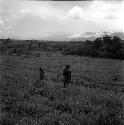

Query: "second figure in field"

xmin=39 ymin=67 xmax=44 ymax=81
xmin=63 ymin=65 xmax=71 ymax=88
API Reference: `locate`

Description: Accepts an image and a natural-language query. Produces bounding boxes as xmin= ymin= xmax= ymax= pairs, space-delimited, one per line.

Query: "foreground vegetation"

xmin=1 ymin=73 xmax=124 ymax=125
xmin=0 ymin=53 xmax=124 ymax=125
xmin=0 ymin=37 xmax=124 ymax=124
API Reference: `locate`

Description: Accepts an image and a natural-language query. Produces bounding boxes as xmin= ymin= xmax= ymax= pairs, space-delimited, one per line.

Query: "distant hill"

xmin=40 ymin=32 xmax=124 ymax=41
xmin=1 ymin=32 xmax=124 ymax=42
xmin=69 ymin=32 xmax=124 ymax=41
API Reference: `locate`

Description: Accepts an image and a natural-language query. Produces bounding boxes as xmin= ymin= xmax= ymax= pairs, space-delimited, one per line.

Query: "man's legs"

xmin=40 ymin=75 xmax=42 ymax=81
xmin=66 ymin=80 xmax=69 ymax=88
xmin=40 ymin=74 xmax=44 ymax=81
xmin=64 ymin=79 xmax=69 ymax=88
xmin=64 ymin=79 xmax=67 ymax=88
xmin=64 ymin=80 xmax=66 ymax=88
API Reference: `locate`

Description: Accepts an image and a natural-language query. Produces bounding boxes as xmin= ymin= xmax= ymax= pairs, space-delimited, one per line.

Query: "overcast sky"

xmin=0 ymin=0 xmax=124 ymax=39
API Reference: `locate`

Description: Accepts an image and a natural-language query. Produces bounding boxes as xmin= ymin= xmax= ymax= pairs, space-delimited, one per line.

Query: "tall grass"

xmin=1 ymin=74 xmax=124 ymax=125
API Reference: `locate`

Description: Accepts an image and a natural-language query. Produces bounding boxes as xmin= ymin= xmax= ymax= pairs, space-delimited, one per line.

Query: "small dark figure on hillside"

xmin=39 ymin=67 xmax=44 ymax=81
xmin=63 ymin=65 xmax=71 ymax=88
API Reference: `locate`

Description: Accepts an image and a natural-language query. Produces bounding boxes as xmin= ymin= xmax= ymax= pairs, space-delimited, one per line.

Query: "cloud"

xmin=66 ymin=6 xmax=84 ymax=20
xmin=86 ymin=1 xmax=116 ymax=20
xmin=20 ymin=1 xmax=63 ymax=18
xmin=0 ymin=0 xmax=21 ymax=31
xmin=68 ymin=32 xmax=82 ymax=38
xmin=59 ymin=0 xmax=124 ymax=32
xmin=59 ymin=6 xmax=85 ymax=22
xmin=1 ymin=0 xmax=124 ymax=38
xmin=103 ymin=0 xmax=124 ymax=22
xmin=104 ymin=15 xmax=116 ymax=20
xmin=0 ymin=20 xmax=4 ymax=25
xmin=20 ymin=9 xmax=31 ymax=14
xmin=85 ymin=0 xmax=124 ymax=23
xmin=60 ymin=0 xmax=122 ymax=22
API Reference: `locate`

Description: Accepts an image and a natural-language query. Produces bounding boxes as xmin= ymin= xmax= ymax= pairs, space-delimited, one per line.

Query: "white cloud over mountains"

xmin=0 ymin=0 xmax=124 ymax=38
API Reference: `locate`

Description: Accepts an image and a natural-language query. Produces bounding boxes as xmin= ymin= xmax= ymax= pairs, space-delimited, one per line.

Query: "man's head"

xmin=39 ymin=67 xmax=43 ymax=71
xmin=66 ymin=65 xmax=70 ymax=69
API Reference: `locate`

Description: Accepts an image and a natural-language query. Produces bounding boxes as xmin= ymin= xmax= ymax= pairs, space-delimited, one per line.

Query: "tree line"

xmin=62 ymin=35 xmax=124 ymax=60
xmin=0 ymin=35 xmax=124 ymax=60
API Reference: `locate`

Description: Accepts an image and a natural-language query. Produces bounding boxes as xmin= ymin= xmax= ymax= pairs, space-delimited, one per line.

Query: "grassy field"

xmin=1 ymin=51 xmax=124 ymax=84
xmin=0 ymin=51 xmax=124 ymax=125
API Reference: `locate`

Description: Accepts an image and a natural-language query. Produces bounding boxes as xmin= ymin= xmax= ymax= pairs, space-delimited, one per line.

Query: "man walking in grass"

xmin=63 ymin=65 xmax=71 ymax=88
xmin=39 ymin=67 xmax=44 ymax=81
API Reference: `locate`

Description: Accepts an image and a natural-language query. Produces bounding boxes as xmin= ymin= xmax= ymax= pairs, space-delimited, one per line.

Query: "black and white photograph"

xmin=0 ymin=0 xmax=124 ymax=124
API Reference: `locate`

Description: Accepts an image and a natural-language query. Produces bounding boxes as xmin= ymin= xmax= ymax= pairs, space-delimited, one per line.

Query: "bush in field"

xmin=93 ymin=37 xmax=102 ymax=49
xmin=112 ymin=36 xmax=122 ymax=49
xmin=103 ymin=35 xmax=112 ymax=45
xmin=85 ymin=40 xmax=92 ymax=46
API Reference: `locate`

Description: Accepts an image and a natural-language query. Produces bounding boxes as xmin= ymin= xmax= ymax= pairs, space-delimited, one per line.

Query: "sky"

xmin=0 ymin=0 xmax=124 ymax=39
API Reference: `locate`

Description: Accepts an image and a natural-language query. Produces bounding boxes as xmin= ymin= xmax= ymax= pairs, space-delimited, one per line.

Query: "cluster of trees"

xmin=62 ymin=35 xmax=124 ymax=60
xmin=0 ymin=35 xmax=124 ymax=60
